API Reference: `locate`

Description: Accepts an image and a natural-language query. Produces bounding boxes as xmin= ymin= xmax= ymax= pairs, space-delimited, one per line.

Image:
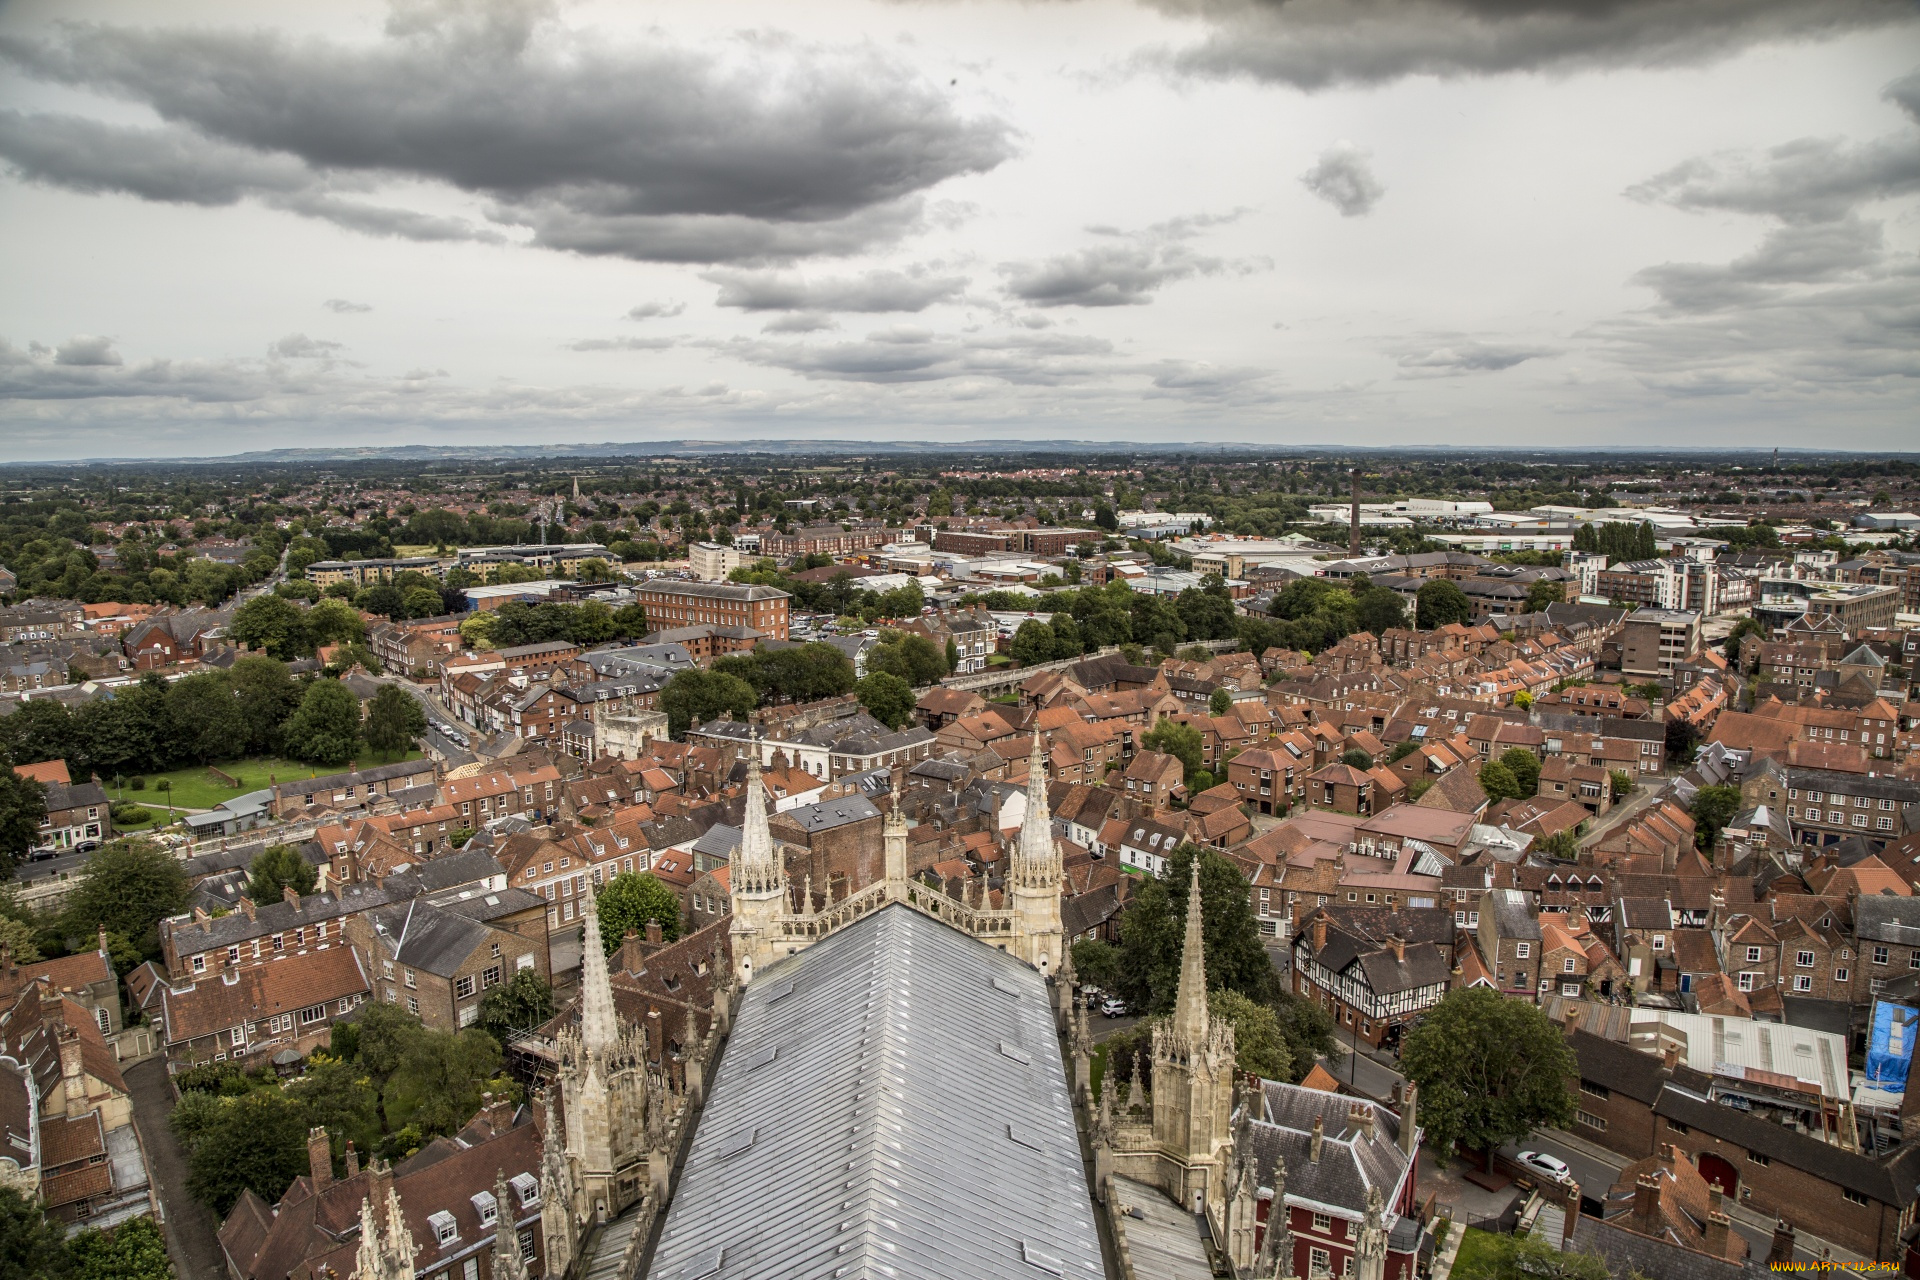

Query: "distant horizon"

xmin=4 ymin=437 xmax=1920 ymax=469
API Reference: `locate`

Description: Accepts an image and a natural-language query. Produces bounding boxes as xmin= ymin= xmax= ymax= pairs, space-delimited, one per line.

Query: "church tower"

xmin=729 ymin=749 xmax=788 ymax=985
xmin=1007 ymin=734 xmax=1064 ymax=974
xmin=1150 ymin=858 xmax=1237 ymax=1210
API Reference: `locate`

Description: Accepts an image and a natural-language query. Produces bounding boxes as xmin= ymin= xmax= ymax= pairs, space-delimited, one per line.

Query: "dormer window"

xmin=471 ymin=1190 xmax=498 ymax=1228
xmin=428 ymin=1210 xmax=458 ymax=1245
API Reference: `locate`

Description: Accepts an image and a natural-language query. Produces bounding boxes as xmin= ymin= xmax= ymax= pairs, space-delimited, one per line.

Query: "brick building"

xmin=628 ymin=580 xmax=790 ymax=641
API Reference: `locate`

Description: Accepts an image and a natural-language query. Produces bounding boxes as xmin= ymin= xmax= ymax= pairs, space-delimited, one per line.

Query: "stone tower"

xmin=1007 ymin=734 xmax=1064 ymax=975
xmin=729 ymin=750 xmax=788 ymax=985
xmin=1150 ymin=858 xmax=1236 ymax=1210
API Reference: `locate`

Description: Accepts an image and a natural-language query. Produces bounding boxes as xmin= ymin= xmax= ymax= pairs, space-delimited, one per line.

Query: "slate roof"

xmin=776 ymin=794 xmax=882 ymax=834
xmin=366 ymin=901 xmax=493 ymax=978
xmin=1654 ymin=1084 xmax=1920 ymax=1205
xmin=1243 ymin=1081 xmax=1414 ymax=1218
xmin=1853 ymin=896 xmax=1920 ymax=947
xmin=648 ymin=903 xmax=1103 ymax=1280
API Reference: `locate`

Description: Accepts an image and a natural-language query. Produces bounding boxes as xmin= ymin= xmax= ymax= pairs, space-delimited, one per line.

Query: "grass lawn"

xmin=1449 ymin=1228 xmax=1502 ymax=1280
xmin=110 ymin=750 xmax=424 ymax=811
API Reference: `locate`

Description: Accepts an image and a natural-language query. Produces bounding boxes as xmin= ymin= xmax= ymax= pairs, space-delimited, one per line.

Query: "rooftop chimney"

xmin=645 ymin=918 xmax=664 ymax=946
xmin=97 ymin=924 xmax=109 ymax=958
xmin=481 ymin=1090 xmax=513 ymax=1137
xmin=344 ymin=1139 xmax=360 ymax=1178
xmin=1399 ymin=1082 xmax=1418 ymax=1157
xmin=1350 ymin=1100 xmax=1376 ymax=1144
xmin=1563 ymin=1005 xmax=1583 ymax=1040
xmin=308 ymin=1126 xmax=333 ymax=1190
xmin=1660 ymin=1042 xmax=1680 ymax=1073
xmin=284 ymin=883 xmax=301 ymax=907
xmin=1387 ymin=933 xmax=1405 ymax=964
xmin=239 ymin=895 xmax=256 ymax=922
xmin=1769 ymin=1219 xmax=1796 ymax=1266
xmin=1310 ymin=1115 xmax=1324 ymax=1163
xmin=1705 ymin=1210 xmax=1734 ymax=1259
xmin=1632 ymin=1174 xmax=1661 ymax=1232
xmin=57 ymin=1023 xmax=87 ymax=1118
xmin=1313 ymin=917 xmax=1328 ymax=952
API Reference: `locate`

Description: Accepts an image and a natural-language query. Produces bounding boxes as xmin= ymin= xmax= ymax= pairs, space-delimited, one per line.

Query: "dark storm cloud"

xmin=703 ymin=267 xmax=969 ymax=313
xmin=1001 ymin=217 xmax=1244 ymax=307
xmin=0 ymin=0 xmax=1012 ymax=262
xmin=1392 ymin=337 xmax=1555 ymax=374
xmin=1300 ymin=143 xmax=1386 ymax=216
xmin=1146 ymin=0 xmax=1911 ymax=90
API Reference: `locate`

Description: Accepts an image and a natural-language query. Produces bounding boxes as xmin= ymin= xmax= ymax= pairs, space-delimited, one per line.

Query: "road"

xmin=376 ymin=674 xmax=472 ymax=757
xmin=126 ymin=1057 xmax=227 ymax=1280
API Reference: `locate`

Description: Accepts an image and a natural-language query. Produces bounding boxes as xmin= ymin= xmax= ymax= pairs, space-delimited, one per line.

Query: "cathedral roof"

xmin=648 ymin=903 xmax=1103 ymax=1280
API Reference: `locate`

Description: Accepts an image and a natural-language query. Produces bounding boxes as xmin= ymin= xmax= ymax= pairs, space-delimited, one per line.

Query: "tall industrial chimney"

xmin=1349 ymin=469 xmax=1362 ymax=557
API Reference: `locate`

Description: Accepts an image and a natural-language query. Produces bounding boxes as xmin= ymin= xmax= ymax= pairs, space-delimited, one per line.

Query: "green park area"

xmin=108 ymin=749 xmax=424 ymax=812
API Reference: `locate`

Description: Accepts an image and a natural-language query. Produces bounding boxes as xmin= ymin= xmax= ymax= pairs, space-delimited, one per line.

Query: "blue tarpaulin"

xmin=1865 ymin=1001 xmax=1918 ymax=1088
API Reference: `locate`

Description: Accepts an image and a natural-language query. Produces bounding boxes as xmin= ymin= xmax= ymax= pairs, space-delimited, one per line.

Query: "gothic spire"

xmin=577 ymin=880 xmax=619 ymax=1057
xmin=492 ymin=1168 xmax=531 ymax=1280
xmin=1012 ymin=732 xmax=1058 ymax=889
xmin=735 ymin=742 xmax=782 ymax=895
xmin=1172 ymin=856 xmax=1210 ymax=1046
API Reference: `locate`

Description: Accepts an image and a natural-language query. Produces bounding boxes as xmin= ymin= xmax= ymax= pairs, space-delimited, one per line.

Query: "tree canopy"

xmin=1415 ymin=579 xmax=1473 ymax=629
xmin=660 ymin=669 xmax=756 ymax=738
xmin=364 ymin=685 xmax=428 ymax=757
xmin=246 ymin=845 xmax=317 ymax=903
xmin=281 ymin=678 xmax=363 ymax=765
xmin=1113 ymin=844 xmax=1276 ymax=1013
xmin=595 ymin=873 xmax=683 ymax=952
xmin=855 ymin=671 xmax=916 ymax=730
xmin=1400 ymin=988 xmax=1576 ymax=1154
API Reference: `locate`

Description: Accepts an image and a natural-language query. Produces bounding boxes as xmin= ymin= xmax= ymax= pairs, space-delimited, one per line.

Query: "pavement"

xmin=1578 ymin=781 xmax=1662 ymax=850
xmin=126 ymin=1056 xmax=228 ymax=1280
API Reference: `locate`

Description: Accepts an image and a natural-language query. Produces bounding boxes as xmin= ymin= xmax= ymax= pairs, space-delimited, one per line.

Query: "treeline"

xmin=464 ymin=599 xmax=649 ymax=649
xmin=980 ymin=578 xmax=1241 ymax=663
xmin=1 ymin=527 xmax=282 ymax=606
xmin=1571 ymin=520 xmax=1659 ymax=565
xmin=0 ymin=660 xmax=412 ymax=782
xmin=729 ymin=558 xmax=927 ymax=622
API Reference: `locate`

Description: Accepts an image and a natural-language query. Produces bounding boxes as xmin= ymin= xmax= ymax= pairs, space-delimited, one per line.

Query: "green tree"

xmin=246 ymin=845 xmax=317 ymax=903
xmin=1208 ymin=687 xmax=1233 ymax=716
xmin=1609 ymin=769 xmax=1635 ymax=801
xmin=306 ymin=598 xmax=367 ymax=648
xmin=1114 ymin=845 xmax=1275 ymax=1013
xmin=1010 ymin=619 xmax=1058 ymax=666
xmin=1450 ymin=1232 xmax=1610 ymax=1280
xmin=945 ymin=637 xmax=960 ymax=671
xmin=184 ymin=1088 xmax=311 ymax=1216
xmin=388 ymin=1028 xmax=504 ymax=1137
xmin=401 ymin=585 xmax=444 ymax=619
xmin=0 ymin=1186 xmax=75 ymax=1280
xmin=1478 ymin=760 xmax=1522 ymax=803
xmin=164 ymin=672 xmax=246 ymax=765
xmin=1497 ymin=747 xmax=1541 ymax=797
xmin=1141 ymin=718 xmax=1205 ymax=786
xmin=286 ymin=1054 xmax=381 ymax=1170
xmin=865 ymin=632 xmax=947 ymax=686
xmin=1210 ymin=989 xmax=1293 ymax=1080
xmin=359 ymin=582 xmax=407 ymax=621
xmin=594 ymin=873 xmax=683 ymax=953
xmin=62 ymin=839 xmax=188 ymax=956
xmin=0 ymin=917 xmax=41 ymax=964
xmin=1415 ymin=579 xmax=1473 ymax=629
xmin=228 ymin=593 xmax=312 ymax=659
xmin=229 ymin=656 xmax=302 ymax=757
xmin=659 ymin=668 xmax=757 ymax=738
xmin=855 ymin=672 xmax=916 ymax=730
xmin=1400 ymin=988 xmax=1576 ymax=1156
xmin=478 ymin=970 xmax=556 ymax=1046
xmin=283 ymin=679 xmax=363 ymax=765
xmin=364 ymin=685 xmax=427 ymax=757
xmin=1069 ymin=938 xmax=1122 ymax=992
xmin=1534 ymin=829 xmax=1580 ymax=859
xmin=0 ymin=769 xmax=48 ymax=868
xmin=1690 ymin=784 xmax=1742 ymax=850
xmin=1524 ymin=578 xmax=1566 ymax=613
xmin=68 ymin=1214 xmax=173 ymax=1280
xmin=1664 ymin=717 xmax=1701 ymax=768
xmin=1340 ymin=748 xmax=1374 ymax=770
xmin=1351 ymin=585 xmax=1408 ymax=635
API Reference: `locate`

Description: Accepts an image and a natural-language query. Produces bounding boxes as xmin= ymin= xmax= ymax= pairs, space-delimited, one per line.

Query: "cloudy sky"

xmin=1 ymin=0 xmax=1916 ymax=460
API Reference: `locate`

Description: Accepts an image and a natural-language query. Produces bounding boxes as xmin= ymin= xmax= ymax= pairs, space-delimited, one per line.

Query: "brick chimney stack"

xmin=344 ymin=1139 xmax=360 ymax=1177
xmin=308 ymin=1126 xmax=333 ymax=1190
xmin=1313 ymin=916 xmax=1328 ymax=952
xmin=1399 ymin=1082 xmax=1418 ymax=1157
xmin=1350 ymin=1100 xmax=1375 ymax=1143
xmin=1768 ymin=1219 xmax=1796 ymax=1266
xmin=1310 ymin=1115 xmax=1324 ymax=1162
xmin=239 ymin=895 xmax=256 ymax=922
xmin=56 ymin=1022 xmax=87 ymax=1118
xmin=1387 ymin=933 xmax=1405 ymax=964
xmin=1705 ymin=1210 xmax=1734 ymax=1259
xmin=1632 ymin=1174 xmax=1661 ymax=1233
xmin=1660 ymin=1042 xmax=1679 ymax=1073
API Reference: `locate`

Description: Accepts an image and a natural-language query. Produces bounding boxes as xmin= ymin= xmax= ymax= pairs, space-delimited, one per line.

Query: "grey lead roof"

xmin=648 ymin=903 xmax=1104 ymax=1280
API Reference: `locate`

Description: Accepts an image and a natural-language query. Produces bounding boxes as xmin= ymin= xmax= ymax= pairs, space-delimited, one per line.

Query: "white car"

xmin=1517 ymin=1151 xmax=1572 ymax=1182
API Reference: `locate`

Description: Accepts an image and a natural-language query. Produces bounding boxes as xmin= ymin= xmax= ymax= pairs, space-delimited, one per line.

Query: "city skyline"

xmin=2 ymin=0 xmax=1917 ymax=459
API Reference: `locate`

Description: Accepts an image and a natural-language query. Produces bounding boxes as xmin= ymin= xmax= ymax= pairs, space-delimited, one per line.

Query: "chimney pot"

xmin=1769 ymin=1218 xmax=1797 ymax=1266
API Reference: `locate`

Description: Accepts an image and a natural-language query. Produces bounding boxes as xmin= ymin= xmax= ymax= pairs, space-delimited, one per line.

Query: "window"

xmin=1796 ymin=950 xmax=1815 ymax=968
xmin=406 ymin=997 xmax=419 ymax=1015
xmin=455 ymin=974 xmax=476 ymax=999
xmin=429 ymin=1210 xmax=459 ymax=1245
xmin=1515 ymin=942 xmax=1530 ymax=959
xmin=1311 ymin=1249 xmax=1332 ymax=1274
xmin=231 ymin=1027 xmax=246 ymax=1046
xmin=491 ymin=941 xmax=502 ymax=958
xmin=464 ymin=1261 xmax=479 ymax=1280
xmin=1876 ymin=946 xmax=1890 ymax=966
xmin=484 ymin=965 xmax=502 ymax=988
xmin=191 ymin=954 xmax=206 ymax=974
xmin=1579 ymin=1079 xmax=1609 ymax=1099
xmin=1576 ymin=1110 xmax=1607 ymax=1131
xmin=227 ymin=946 xmax=240 ymax=966
xmin=404 ymin=969 xmax=416 ymax=988
xmin=1666 ymin=1120 xmax=1689 ymax=1135
xmin=1738 ymin=972 xmax=1756 ymax=991
xmin=272 ymin=934 xmax=284 ymax=952
xmin=95 ymin=1007 xmax=110 ymax=1033
xmin=520 ymin=1228 xmax=537 ymax=1261
xmin=1312 ymin=1213 xmax=1332 ymax=1233
xmin=1793 ymin=975 xmax=1812 ymax=992
xmin=1563 ymin=957 xmax=1576 ymax=973
xmin=1651 ymin=936 xmax=1665 ymax=951
xmin=1747 ymin=947 xmax=1764 ymax=963
xmin=1835 ymin=968 xmax=1849 ymax=983
xmin=1843 ymin=1189 xmax=1870 ymax=1206
xmin=1747 ymin=1151 xmax=1770 ymax=1166
xmin=300 ymin=1004 xmax=325 ymax=1025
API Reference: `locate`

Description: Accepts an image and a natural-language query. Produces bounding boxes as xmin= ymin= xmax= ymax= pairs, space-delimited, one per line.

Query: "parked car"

xmin=1517 ymin=1151 xmax=1571 ymax=1182
xmin=1100 ymin=998 xmax=1128 ymax=1018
